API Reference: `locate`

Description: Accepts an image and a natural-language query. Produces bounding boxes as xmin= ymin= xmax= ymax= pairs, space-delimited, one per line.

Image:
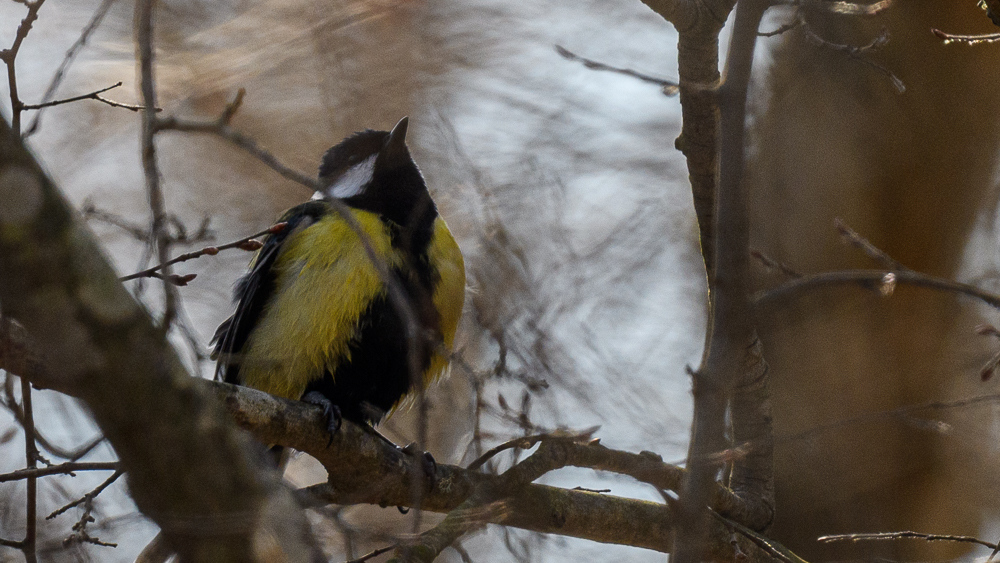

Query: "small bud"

xmin=976 ymin=324 xmax=1000 ymax=337
xmin=982 ymin=364 xmax=994 ymax=381
xmin=238 ymin=240 xmax=264 ymax=251
xmin=202 ymin=246 xmax=219 ymax=256
xmin=170 ymin=273 xmax=197 ymax=286
xmin=269 ymin=221 xmax=288 ymax=234
xmin=879 ymin=272 xmax=896 ymax=297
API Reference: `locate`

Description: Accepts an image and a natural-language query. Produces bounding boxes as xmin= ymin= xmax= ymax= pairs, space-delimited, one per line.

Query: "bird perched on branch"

xmin=212 ymin=117 xmax=465 ymax=440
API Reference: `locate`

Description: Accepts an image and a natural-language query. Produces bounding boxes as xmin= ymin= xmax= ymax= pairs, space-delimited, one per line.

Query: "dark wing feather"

xmin=212 ymin=201 xmax=330 ymax=383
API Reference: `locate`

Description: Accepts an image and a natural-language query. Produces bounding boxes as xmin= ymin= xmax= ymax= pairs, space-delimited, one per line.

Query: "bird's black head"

xmin=318 ymin=117 xmax=435 ymax=231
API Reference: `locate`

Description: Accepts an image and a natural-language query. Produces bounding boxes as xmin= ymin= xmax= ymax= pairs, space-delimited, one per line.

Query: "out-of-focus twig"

xmin=0 ymin=0 xmax=47 ymax=135
xmin=756 ymin=269 xmax=1000 ymax=309
xmin=136 ymin=0 xmax=177 ymax=331
xmin=801 ymin=26 xmax=905 ymax=93
xmin=24 ymin=0 xmax=118 ymax=136
xmin=46 ymin=468 xmax=123 ymax=520
xmin=818 ymin=530 xmax=996 ymax=549
xmin=554 ymin=45 xmax=679 ymax=95
xmin=0 ymin=461 xmax=120 ymax=483
xmin=931 ymin=28 xmax=1000 ymax=44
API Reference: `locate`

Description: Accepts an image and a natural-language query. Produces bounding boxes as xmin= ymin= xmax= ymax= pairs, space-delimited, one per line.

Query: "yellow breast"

xmin=238 ymin=209 xmax=465 ymax=409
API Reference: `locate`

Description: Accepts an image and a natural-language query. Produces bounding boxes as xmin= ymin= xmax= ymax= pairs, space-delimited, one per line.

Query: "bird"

xmin=212 ymin=116 xmax=465 ymax=442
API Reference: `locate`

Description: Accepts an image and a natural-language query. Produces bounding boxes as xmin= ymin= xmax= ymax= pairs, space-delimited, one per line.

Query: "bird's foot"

xmin=396 ymin=443 xmax=437 ymax=515
xmin=400 ymin=442 xmax=437 ymax=482
xmin=302 ymin=392 xmax=342 ymax=447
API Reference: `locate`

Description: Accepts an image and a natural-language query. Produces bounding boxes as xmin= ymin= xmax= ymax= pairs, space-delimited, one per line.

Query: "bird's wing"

xmin=212 ymin=202 xmax=329 ymax=383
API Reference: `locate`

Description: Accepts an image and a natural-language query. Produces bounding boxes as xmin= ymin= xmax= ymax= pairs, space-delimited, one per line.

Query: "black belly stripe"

xmin=302 ymin=262 xmax=440 ymax=425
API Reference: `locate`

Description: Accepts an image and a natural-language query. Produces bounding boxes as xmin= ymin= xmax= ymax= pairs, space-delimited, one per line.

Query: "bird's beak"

xmin=386 ymin=116 xmax=409 ymax=156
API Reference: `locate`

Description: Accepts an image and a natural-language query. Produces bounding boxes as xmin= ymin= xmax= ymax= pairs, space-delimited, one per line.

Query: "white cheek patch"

xmin=325 ymin=155 xmax=377 ymax=199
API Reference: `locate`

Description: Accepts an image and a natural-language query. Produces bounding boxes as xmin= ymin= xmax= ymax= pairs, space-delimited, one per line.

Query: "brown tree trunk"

xmin=749 ymin=4 xmax=1000 ymax=560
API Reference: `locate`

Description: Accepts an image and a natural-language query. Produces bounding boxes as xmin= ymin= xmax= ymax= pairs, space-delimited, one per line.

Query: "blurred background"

xmin=1 ymin=0 xmax=1000 ymax=561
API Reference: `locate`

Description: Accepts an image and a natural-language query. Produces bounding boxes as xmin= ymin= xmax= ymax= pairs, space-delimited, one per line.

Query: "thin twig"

xmin=818 ymin=530 xmax=997 ymax=549
xmin=750 ymin=249 xmax=803 ymax=278
xmin=0 ymin=376 xmax=106 ymax=461
xmin=81 ymin=202 xmax=149 ymax=241
xmin=554 ymin=45 xmax=679 ymax=95
xmin=24 ymin=0 xmax=118 ymax=135
xmin=22 ymin=382 xmax=39 ymax=563
xmin=467 ymin=429 xmax=597 ymax=472
xmin=120 ymin=223 xmax=284 ymax=282
xmin=758 ymin=18 xmax=803 ymax=37
xmin=0 ymin=461 xmax=121 ymax=483
xmin=834 ymin=218 xmax=909 ymax=271
xmin=21 ymin=82 xmax=133 ymax=111
xmin=778 ymin=393 xmax=1000 ymax=445
xmin=92 ymin=93 xmax=158 ymax=113
xmin=46 ymin=468 xmax=124 ymax=520
xmin=157 ymin=122 xmax=318 ymax=190
xmin=801 ymin=25 xmax=905 ymax=93
xmin=0 ymin=0 xmax=47 ymax=134
xmin=803 ymin=0 xmax=893 ymax=16
xmin=344 ymin=544 xmax=395 ymax=563
xmin=931 ymin=28 xmax=1000 ymax=44
xmin=136 ymin=0 xmax=177 ymax=331
xmin=755 ymin=269 xmax=1000 ymax=309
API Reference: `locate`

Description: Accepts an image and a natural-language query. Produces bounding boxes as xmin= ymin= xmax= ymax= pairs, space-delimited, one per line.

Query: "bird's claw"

xmin=400 ymin=442 xmax=438 ymax=482
xmin=395 ymin=443 xmax=437 ymax=514
xmin=302 ymin=392 xmax=342 ymax=447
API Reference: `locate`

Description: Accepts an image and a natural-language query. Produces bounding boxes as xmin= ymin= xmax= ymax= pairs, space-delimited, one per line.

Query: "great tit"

xmin=212 ymin=117 xmax=465 ymax=437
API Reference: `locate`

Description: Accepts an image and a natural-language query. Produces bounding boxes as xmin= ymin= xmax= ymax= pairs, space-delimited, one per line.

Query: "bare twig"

xmin=818 ymin=530 xmax=997 ymax=549
xmin=92 ymin=93 xmax=157 ymax=112
xmin=23 ymin=0 xmax=118 ymax=135
xmin=0 ymin=461 xmax=120 ymax=483
xmin=750 ymin=249 xmax=802 ymax=278
xmin=834 ymin=218 xmax=909 ymax=271
xmin=135 ymin=0 xmax=178 ymax=331
xmin=931 ymin=28 xmax=1000 ymax=44
xmin=0 ymin=0 xmax=47 ymax=134
xmin=778 ymin=393 xmax=1000 ymax=445
xmin=120 ymin=223 xmax=284 ymax=282
xmin=755 ymin=268 xmax=1000 ymax=309
xmin=803 ymin=0 xmax=893 ymax=16
xmin=758 ymin=17 xmax=803 ymax=37
xmin=466 ymin=428 xmax=598 ymax=472
xmin=801 ymin=25 xmax=905 ymax=93
xmin=20 ymin=82 xmax=156 ymax=112
xmin=345 ymin=544 xmax=395 ymax=563
xmin=0 ymin=392 xmax=103 ymax=461
xmin=21 ymin=382 xmax=39 ymax=563
xmin=81 ymin=201 xmax=149 ymax=240
xmin=46 ymin=468 xmax=124 ymax=520
xmin=554 ymin=45 xmax=679 ymax=95
xmin=155 ymin=89 xmax=319 ymax=191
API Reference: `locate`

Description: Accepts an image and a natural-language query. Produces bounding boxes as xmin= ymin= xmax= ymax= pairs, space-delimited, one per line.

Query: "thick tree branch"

xmin=0 ymin=115 xmax=321 ymax=561
xmin=673 ymin=0 xmax=773 ymax=560
xmin=216 ymin=380 xmax=796 ymax=561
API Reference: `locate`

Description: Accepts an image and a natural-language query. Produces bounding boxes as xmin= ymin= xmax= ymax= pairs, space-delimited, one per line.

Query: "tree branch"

xmin=218 ymin=380 xmax=797 ymax=561
xmin=0 ymin=113 xmax=321 ymax=561
xmin=673 ymin=0 xmax=773 ymax=560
